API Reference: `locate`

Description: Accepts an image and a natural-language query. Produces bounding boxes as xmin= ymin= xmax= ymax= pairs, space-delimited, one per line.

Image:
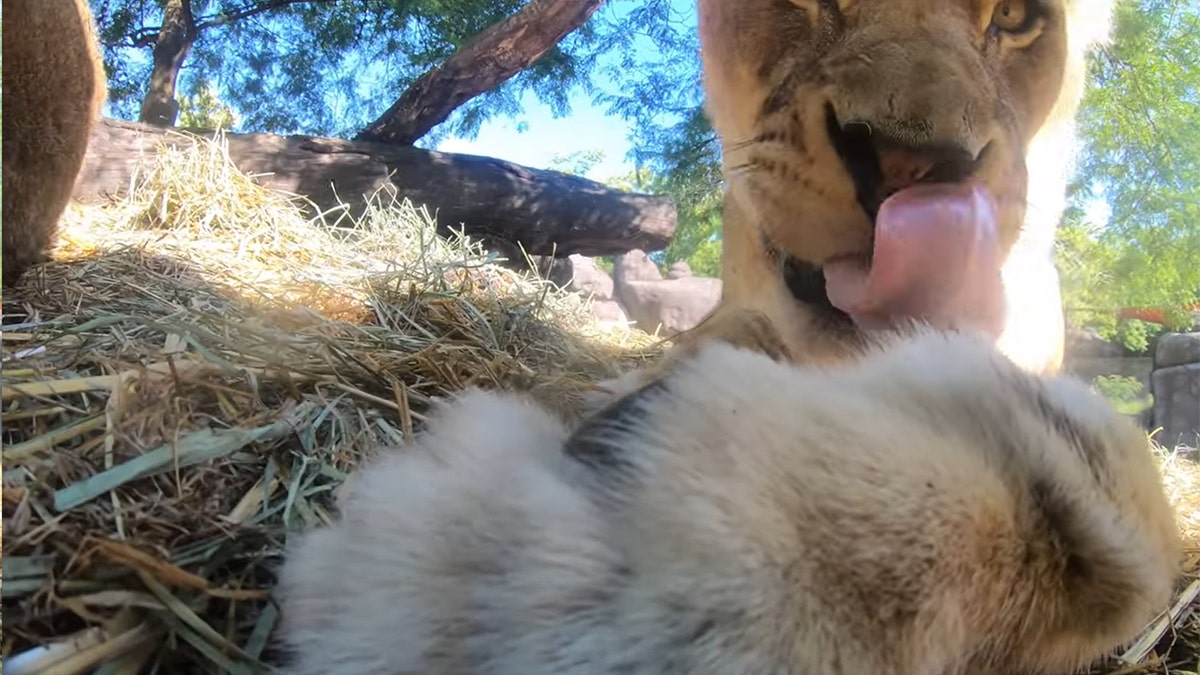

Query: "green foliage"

xmin=93 ymin=0 xmax=601 ymax=140
xmin=603 ymin=162 xmax=723 ymax=278
xmin=1115 ymin=319 xmax=1168 ymax=354
xmin=1092 ymin=374 xmax=1154 ymax=416
xmin=547 ymin=149 xmax=605 ymax=177
xmin=177 ymin=80 xmax=236 ymax=130
xmin=584 ymin=0 xmax=723 ymax=276
xmin=1060 ymin=0 xmax=1200 ymax=337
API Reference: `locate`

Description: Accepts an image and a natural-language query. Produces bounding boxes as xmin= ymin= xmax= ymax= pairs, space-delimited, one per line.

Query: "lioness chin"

xmin=670 ymin=0 xmax=1114 ymax=376
xmin=274 ymin=329 xmax=1180 ymax=674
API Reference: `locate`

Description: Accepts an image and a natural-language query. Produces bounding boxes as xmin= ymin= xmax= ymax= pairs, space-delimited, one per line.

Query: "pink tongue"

xmin=824 ymin=183 xmax=1005 ymax=337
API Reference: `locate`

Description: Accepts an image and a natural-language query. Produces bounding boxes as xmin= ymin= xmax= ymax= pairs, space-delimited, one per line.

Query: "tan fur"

xmin=274 ymin=329 xmax=1180 ymax=675
xmin=675 ymin=0 xmax=1115 ymax=375
xmin=2 ymin=0 xmax=108 ymax=288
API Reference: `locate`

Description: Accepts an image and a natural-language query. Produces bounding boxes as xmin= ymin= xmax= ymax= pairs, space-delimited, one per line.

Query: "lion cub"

xmin=2 ymin=0 xmax=108 ymax=288
xmin=274 ymin=330 xmax=1180 ymax=675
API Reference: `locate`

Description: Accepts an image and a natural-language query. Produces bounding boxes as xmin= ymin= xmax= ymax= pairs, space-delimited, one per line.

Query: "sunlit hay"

xmin=1 ymin=130 xmax=663 ymax=673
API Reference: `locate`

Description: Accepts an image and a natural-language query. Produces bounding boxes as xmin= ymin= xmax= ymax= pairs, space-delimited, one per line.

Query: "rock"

xmin=1151 ymin=363 xmax=1200 ymax=450
xmin=617 ymin=276 xmax=722 ymax=336
xmin=613 ymin=250 xmax=663 ymax=284
xmin=560 ymin=255 xmax=615 ymax=301
xmin=548 ymin=255 xmax=627 ymax=325
xmin=1064 ymin=328 xmax=1125 ymax=359
xmin=667 ymin=261 xmax=693 ymax=279
xmin=587 ymin=299 xmax=630 ymax=326
xmin=563 ymin=251 xmax=721 ymax=334
xmin=1156 ymin=332 xmax=1200 ymax=369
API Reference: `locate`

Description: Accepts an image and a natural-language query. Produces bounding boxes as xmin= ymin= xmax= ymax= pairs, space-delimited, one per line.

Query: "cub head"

xmin=564 ymin=332 xmax=1180 ymax=673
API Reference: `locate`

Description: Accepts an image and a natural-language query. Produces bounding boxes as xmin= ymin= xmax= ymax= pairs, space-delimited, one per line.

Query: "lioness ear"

xmin=561 ymin=377 xmax=671 ymax=500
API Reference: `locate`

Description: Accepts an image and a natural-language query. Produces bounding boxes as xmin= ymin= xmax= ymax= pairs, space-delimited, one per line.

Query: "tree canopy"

xmin=1056 ymin=0 xmax=1199 ymax=346
xmin=94 ymin=0 xmax=605 ymax=139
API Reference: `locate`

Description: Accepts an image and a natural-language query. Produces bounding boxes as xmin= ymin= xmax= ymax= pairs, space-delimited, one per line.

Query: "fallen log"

xmin=72 ymin=117 xmax=677 ymax=257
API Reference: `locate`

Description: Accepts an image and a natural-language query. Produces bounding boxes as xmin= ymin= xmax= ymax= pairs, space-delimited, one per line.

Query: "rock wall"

xmin=555 ymin=251 xmax=721 ymax=337
xmin=1152 ymin=332 xmax=1200 ymax=449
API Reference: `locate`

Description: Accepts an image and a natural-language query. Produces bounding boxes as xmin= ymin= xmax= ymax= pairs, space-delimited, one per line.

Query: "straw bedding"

xmin=2 ymin=133 xmax=1198 ymax=674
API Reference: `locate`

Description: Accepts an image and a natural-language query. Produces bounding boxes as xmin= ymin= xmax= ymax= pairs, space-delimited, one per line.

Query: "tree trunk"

xmin=73 ymin=118 xmax=677 ymax=257
xmin=139 ymin=0 xmax=196 ymax=127
xmin=356 ymin=0 xmax=607 ymax=145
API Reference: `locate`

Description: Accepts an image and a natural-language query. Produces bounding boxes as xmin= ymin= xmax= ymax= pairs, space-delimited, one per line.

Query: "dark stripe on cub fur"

xmin=563 ymin=377 xmax=671 ymax=476
xmin=999 ymin=366 xmax=1115 ymax=488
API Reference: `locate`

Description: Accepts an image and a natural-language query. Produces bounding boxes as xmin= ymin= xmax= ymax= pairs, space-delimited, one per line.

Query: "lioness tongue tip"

xmin=823 ymin=255 xmax=872 ymax=313
xmin=825 ymin=183 xmax=1000 ymax=324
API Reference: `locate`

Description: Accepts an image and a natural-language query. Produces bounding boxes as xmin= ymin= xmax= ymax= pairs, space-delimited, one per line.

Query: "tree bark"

xmin=73 ymin=118 xmax=677 ymax=257
xmin=138 ymin=0 xmax=197 ymax=127
xmin=356 ymin=0 xmax=607 ymax=145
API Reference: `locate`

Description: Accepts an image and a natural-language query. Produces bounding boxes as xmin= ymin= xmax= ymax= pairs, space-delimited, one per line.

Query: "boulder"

xmin=1151 ymin=363 xmax=1200 ymax=450
xmin=666 ymin=260 xmax=693 ymax=279
xmin=618 ymin=276 xmax=722 ymax=336
xmin=613 ymin=250 xmax=663 ymax=284
xmin=587 ymin=299 xmax=630 ymax=326
xmin=551 ymin=255 xmax=628 ymax=326
xmin=1156 ymin=332 xmax=1200 ymax=369
xmin=560 ymin=254 xmax=615 ymax=301
xmin=1064 ymin=328 xmax=1125 ymax=359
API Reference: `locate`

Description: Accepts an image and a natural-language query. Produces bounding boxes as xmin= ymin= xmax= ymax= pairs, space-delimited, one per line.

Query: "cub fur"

xmin=684 ymin=0 xmax=1115 ymax=374
xmin=2 ymin=0 xmax=108 ymax=288
xmin=274 ymin=330 xmax=1179 ymax=675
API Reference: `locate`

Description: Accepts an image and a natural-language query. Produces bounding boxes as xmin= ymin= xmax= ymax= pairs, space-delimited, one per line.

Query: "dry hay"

xmin=0 ymin=132 xmax=662 ymax=673
xmin=1 ymin=131 xmax=1198 ymax=674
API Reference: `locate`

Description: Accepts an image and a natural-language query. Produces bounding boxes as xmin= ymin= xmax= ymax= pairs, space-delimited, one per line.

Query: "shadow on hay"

xmin=1 ymin=243 xmax=659 ymax=671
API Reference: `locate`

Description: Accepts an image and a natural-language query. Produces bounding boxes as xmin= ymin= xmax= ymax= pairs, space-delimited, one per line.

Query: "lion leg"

xmin=2 ymin=0 xmax=108 ymax=289
xmin=584 ymin=303 xmax=794 ymax=415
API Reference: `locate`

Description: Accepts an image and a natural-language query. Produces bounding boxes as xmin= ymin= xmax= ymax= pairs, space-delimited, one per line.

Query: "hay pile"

xmin=1 ymin=134 xmax=662 ymax=673
xmin=2 ymin=132 xmax=1198 ymax=674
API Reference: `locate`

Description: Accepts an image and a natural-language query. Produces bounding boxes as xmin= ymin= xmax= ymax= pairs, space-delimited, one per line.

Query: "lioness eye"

xmin=991 ymin=0 xmax=1030 ymax=32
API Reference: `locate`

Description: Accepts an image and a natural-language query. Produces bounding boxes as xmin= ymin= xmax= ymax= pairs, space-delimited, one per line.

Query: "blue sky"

xmin=94 ymin=0 xmax=683 ymax=183
xmin=434 ymin=88 xmax=637 ymax=182
xmin=433 ymin=0 xmax=697 ymax=183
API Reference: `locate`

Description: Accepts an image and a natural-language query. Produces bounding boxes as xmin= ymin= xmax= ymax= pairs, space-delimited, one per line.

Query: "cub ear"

xmin=1017 ymin=471 xmax=1179 ymax=670
xmin=1006 ymin=377 xmax=1181 ymax=670
xmin=561 ymin=376 xmax=672 ymax=500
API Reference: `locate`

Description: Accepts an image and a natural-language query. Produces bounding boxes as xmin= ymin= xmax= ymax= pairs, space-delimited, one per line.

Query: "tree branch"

xmin=130 ymin=0 xmax=339 ymax=48
xmin=356 ymin=0 xmax=608 ymax=145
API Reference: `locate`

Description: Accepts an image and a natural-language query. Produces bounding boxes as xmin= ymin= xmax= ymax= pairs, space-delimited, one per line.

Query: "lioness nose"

xmin=877 ymin=143 xmax=979 ymax=194
xmin=835 ymin=116 xmax=983 ymax=217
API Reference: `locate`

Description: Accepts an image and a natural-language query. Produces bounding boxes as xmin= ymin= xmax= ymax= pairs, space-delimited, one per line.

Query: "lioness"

xmin=2 ymin=0 xmax=108 ymax=288
xmin=275 ymin=329 xmax=1179 ymax=675
xmin=676 ymin=0 xmax=1114 ymax=375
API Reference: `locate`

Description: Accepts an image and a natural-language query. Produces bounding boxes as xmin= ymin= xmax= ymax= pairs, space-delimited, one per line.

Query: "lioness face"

xmin=698 ymin=0 xmax=1076 ymax=265
xmin=700 ymin=0 xmax=1089 ymax=266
